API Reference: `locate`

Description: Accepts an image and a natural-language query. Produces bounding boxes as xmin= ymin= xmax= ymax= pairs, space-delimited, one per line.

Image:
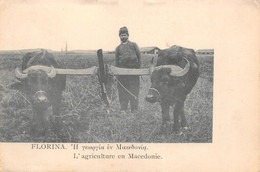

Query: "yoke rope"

xmin=113 ymin=76 xmax=138 ymax=100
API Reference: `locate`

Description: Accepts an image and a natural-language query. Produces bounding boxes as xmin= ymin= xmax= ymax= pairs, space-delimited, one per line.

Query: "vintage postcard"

xmin=0 ymin=0 xmax=259 ymax=171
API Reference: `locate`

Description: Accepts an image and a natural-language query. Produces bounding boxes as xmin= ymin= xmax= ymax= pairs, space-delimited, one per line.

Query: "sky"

xmin=0 ymin=0 xmax=254 ymax=51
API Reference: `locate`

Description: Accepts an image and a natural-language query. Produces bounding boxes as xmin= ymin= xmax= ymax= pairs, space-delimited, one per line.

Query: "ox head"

xmin=145 ymin=57 xmax=190 ymax=103
xmin=10 ymin=65 xmax=56 ymax=109
xmin=157 ymin=46 xmax=184 ymax=65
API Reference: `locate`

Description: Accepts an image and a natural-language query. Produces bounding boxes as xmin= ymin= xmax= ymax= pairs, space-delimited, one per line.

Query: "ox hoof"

xmin=177 ymin=131 xmax=184 ymax=136
xmin=158 ymin=123 xmax=172 ymax=134
xmin=172 ymin=123 xmax=181 ymax=131
xmin=120 ymin=110 xmax=127 ymax=115
xmin=181 ymin=120 xmax=187 ymax=128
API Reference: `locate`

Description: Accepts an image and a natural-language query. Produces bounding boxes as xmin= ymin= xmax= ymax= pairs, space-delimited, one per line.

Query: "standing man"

xmin=115 ymin=26 xmax=141 ymax=113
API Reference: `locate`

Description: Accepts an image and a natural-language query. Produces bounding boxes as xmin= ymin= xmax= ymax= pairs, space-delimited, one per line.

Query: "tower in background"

xmin=65 ymin=42 xmax=68 ymax=55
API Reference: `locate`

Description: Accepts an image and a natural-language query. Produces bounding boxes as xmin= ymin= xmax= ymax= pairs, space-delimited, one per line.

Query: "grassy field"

xmin=0 ymin=52 xmax=213 ymax=143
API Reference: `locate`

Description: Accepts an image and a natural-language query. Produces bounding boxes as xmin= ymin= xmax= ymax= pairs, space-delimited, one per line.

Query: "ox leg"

xmin=52 ymin=102 xmax=61 ymax=117
xmin=180 ymin=106 xmax=187 ymax=128
xmin=51 ymin=91 xmax=63 ymax=135
xmin=161 ymin=103 xmax=170 ymax=124
xmin=159 ymin=103 xmax=171 ymax=134
xmin=173 ymin=101 xmax=185 ymax=131
xmin=32 ymin=108 xmax=48 ymax=136
xmin=52 ymin=91 xmax=62 ymax=116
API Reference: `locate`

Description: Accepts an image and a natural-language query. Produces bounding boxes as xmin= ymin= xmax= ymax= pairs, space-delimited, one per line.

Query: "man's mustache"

xmin=121 ymin=38 xmax=128 ymax=42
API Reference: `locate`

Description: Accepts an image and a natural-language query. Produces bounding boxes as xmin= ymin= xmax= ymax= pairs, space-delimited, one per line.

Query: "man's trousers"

xmin=117 ymin=75 xmax=140 ymax=112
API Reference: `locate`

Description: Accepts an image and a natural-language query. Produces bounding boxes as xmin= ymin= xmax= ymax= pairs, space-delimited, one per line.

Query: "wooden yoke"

xmin=22 ymin=65 xmax=97 ymax=75
xmin=97 ymin=49 xmax=110 ymax=109
xmin=56 ymin=66 xmax=97 ymax=75
xmin=108 ymin=66 xmax=150 ymax=75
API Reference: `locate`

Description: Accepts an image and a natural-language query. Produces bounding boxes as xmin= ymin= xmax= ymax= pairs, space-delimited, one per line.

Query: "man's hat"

xmin=119 ymin=26 xmax=129 ymax=36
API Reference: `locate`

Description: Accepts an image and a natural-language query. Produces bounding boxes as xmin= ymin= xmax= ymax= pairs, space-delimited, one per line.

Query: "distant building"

xmin=196 ymin=49 xmax=214 ymax=55
xmin=140 ymin=47 xmax=160 ymax=54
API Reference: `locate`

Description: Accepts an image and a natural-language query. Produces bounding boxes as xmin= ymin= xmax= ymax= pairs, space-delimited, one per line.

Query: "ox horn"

xmin=47 ymin=66 xmax=56 ymax=78
xmin=169 ymin=57 xmax=190 ymax=77
xmin=15 ymin=67 xmax=28 ymax=79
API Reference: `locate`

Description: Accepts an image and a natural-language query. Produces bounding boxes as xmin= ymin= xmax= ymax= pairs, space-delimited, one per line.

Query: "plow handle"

xmin=97 ymin=49 xmax=109 ymax=107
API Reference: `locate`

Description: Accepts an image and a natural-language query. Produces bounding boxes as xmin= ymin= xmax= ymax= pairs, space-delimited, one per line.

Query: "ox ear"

xmin=9 ymin=81 xmax=27 ymax=92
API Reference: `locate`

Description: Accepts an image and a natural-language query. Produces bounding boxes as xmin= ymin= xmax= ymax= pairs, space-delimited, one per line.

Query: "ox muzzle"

xmin=33 ymin=90 xmax=49 ymax=107
xmin=145 ymin=87 xmax=161 ymax=103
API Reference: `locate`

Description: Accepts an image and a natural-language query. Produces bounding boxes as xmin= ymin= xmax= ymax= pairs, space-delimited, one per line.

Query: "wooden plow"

xmin=97 ymin=49 xmax=110 ymax=109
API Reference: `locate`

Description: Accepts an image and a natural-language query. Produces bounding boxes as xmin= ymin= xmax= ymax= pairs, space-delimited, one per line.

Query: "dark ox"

xmin=145 ymin=45 xmax=199 ymax=131
xmin=10 ymin=49 xmax=66 ymax=133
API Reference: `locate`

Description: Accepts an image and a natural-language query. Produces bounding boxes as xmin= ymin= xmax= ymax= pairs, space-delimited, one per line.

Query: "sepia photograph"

xmin=0 ymin=0 xmax=259 ymax=171
xmin=0 ymin=1 xmax=213 ymax=143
